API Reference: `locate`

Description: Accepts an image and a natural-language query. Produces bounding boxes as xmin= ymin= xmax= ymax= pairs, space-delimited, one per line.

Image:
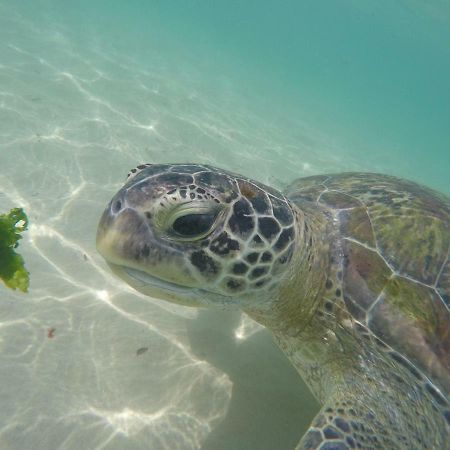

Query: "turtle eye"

xmin=171 ymin=212 xmax=217 ymax=238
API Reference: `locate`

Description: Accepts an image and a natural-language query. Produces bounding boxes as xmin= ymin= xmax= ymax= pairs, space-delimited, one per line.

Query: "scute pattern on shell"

xmin=285 ymin=173 xmax=450 ymax=396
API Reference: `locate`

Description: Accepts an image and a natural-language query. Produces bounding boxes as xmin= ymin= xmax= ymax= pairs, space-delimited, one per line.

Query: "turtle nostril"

xmin=111 ymin=199 xmax=122 ymax=214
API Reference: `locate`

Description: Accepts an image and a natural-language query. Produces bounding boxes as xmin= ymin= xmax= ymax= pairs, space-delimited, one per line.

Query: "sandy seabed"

xmin=0 ymin=4 xmax=376 ymax=450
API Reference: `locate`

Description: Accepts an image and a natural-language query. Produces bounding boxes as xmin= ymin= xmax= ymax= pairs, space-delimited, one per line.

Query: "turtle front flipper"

xmin=295 ymin=377 xmax=449 ymax=450
xmin=296 ymin=400 xmax=391 ymax=450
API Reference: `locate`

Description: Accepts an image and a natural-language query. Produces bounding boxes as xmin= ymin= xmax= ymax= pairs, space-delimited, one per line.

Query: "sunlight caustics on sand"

xmin=1 ymin=1 xmax=449 ymax=449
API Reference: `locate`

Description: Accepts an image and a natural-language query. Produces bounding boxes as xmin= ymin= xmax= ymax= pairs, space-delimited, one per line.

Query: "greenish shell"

xmin=285 ymin=173 xmax=450 ymax=395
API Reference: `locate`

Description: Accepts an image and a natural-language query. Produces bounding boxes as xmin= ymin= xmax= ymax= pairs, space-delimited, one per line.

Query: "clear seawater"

xmin=0 ymin=1 xmax=449 ymax=449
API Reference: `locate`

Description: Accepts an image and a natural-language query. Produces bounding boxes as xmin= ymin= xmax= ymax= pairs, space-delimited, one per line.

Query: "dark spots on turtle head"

xmin=197 ymin=187 xmax=206 ymax=194
xmin=128 ymin=164 xmax=163 ymax=179
xmin=323 ymin=425 xmax=343 ymax=440
xmin=190 ymin=250 xmax=220 ymax=276
xmin=425 ymin=383 xmax=447 ymax=406
xmin=325 ymin=279 xmax=333 ymax=289
xmin=271 ymin=198 xmax=293 ymax=225
xmin=348 ymin=408 xmax=356 ymax=416
xmin=210 ymin=231 xmax=240 ymax=255
xmin=141 ymin=244 xmax=150 ymax=258
xmin=166 ymin=188 xmax=176 ymax=195
xmin=335 ymin=288 xmax=341 ymax=297
xmin=274 ymin=227 xmax=294 ymax=251
xmin=189 ymin=192 xmax=196 ymax=199
xmin=259 ymin=217 xmax=280 ymax=240
xmin=232 ymin=262 xmax=248 ymax=274
xmin=229 ymin=198 xmax=254 ymax=235
xmin=189 ymin=184 xmax=196 ymax=189
xmin=145 ymin=211 xmax=152 ymax=220
xmin=337 ymin=270 xmax=343 ymax=280
xmin=226 ymin=277 xmax=245 ymax=292
xmin=245 ymin=252 xmax=259 ymax=264
xmin=254 ymin=279 xmax=268 ymax=288
xmin=325 ymin=301 xmax=333 ymax=312
xmin=252 ymin=234 xmax=264 ymax=245
xmin=277 ymin=245 xmax=294 ymax=266
xmin=261 ymin=251 xmax=272 ymax=262
xmin=346 ymin=436 xmax=356 ymax=448
xmin=334 ymin=417 xmax=350 ymax=433
xmin=250 ymin=266 xmax=269 ymax=279
xmin=251 ymin=195 xmax=271 ymax=214
xmin=275 ymin=255 xmax=288 ymax=269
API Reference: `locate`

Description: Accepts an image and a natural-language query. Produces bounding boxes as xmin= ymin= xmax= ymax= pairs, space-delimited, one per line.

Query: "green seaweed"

xmin=0 ymin=208 xmax=29 ymax=292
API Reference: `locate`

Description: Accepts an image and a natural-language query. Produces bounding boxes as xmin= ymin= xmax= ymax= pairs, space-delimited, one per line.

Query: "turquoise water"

xmin=0 ymin=1 xmax=449 ymax=449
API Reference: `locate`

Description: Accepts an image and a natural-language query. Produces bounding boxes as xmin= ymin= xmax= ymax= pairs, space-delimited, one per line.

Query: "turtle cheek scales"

xmin=258 ymin=217 xmax=280 ymax=241
xmin=274 ymin=227 xmax=295 ymax=251
xmin=190 ymin=250 xmax=221 ymax=279
xmin=210 ymin=231 xmax=240 ymax=256
xmin=271 ymin=197 xmax=294 ymax=226
xmin=228 ymin=198 xmax=255 ymax=237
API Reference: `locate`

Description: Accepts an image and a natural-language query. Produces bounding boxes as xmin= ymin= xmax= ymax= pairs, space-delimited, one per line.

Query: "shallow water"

xmin=1 ymin=1 xmax=449 ymax=449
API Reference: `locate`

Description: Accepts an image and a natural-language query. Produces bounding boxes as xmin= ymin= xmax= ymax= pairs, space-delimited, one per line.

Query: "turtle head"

xmin=97 ymin=164 xmax=297 ymax=309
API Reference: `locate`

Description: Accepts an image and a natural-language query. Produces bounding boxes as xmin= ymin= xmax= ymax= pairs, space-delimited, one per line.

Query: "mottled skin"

xmin=97 ymin=164 xmax=450 ymax=450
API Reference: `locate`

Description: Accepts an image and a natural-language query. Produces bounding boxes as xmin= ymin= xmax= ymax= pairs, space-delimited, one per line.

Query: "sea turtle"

xmin=96 ymin=163 xmax=450 ymax=449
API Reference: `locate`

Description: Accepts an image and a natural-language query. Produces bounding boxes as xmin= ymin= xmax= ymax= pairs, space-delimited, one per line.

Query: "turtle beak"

xmin=96 ymin=203 xmax=150 ymax=267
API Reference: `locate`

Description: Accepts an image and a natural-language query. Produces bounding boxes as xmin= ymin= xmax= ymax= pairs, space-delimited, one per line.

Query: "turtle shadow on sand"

xmin=186 ymin=309 xmax=319 ymax=450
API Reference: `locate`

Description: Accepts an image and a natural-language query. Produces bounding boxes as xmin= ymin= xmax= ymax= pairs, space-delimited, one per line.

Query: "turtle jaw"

xmin=106 ymin=262 xmax=232 ymax=307
xmin=96 ymin=204 xmax=235 ymax=308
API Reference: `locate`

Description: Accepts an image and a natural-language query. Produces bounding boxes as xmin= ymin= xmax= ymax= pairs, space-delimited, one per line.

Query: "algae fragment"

xmin=0 ymin=208 xmax=29 ymax=292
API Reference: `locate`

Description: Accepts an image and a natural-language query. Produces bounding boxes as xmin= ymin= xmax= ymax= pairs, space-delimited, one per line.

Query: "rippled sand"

xmin=0 ymin=6 xmax=333 ymax=450
xmin=4 ymin=1 xmax=449 ymax=448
